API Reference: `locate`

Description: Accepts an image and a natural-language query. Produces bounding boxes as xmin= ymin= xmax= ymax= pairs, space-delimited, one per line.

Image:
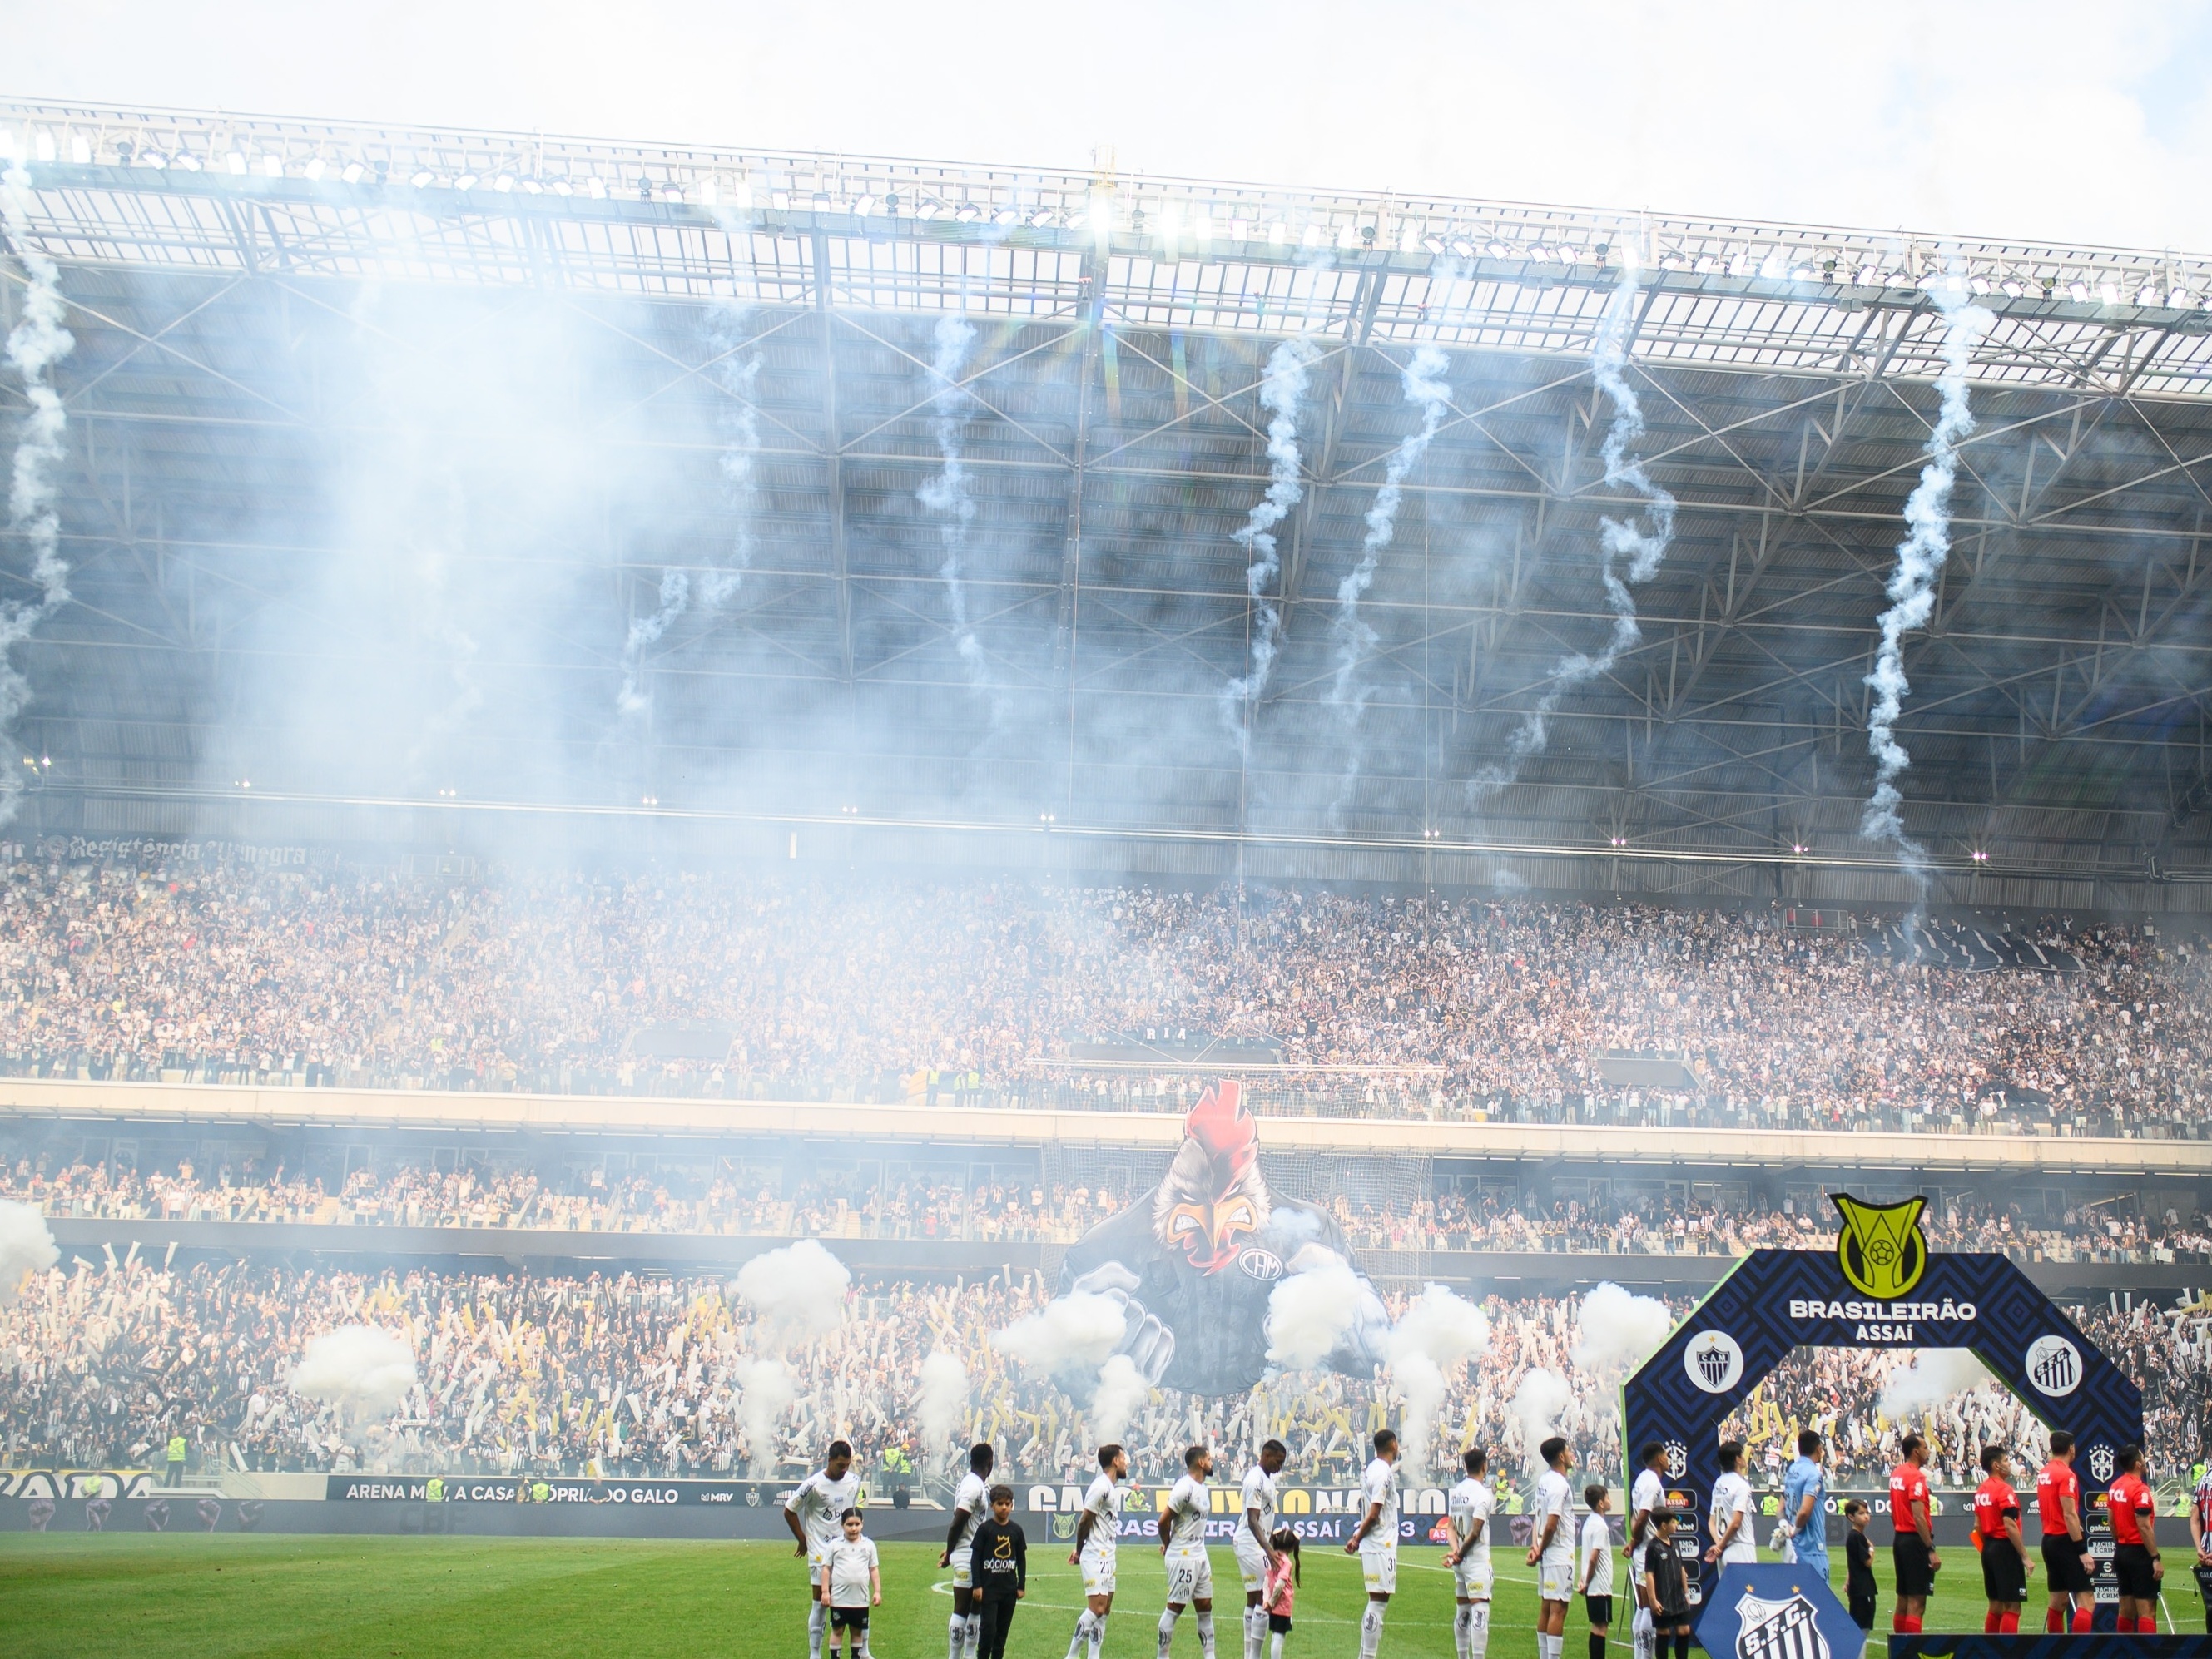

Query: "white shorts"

xmin=1234 ymin=1537 xmax=1271 ymax=1594
xmin=1361 ymin=1539 xmax=1398 ymax=1595
xmin=1080 ymin=1541 xmax=1118 ymax=1597
xmin=1165 ymin=1545 xmax=1213 ymax=1605
xmin=1453 ymin=1556 xmax=1495 ymax=1600
xmin=950 ymin=1539 xmax=975 ymax=1589
xmin=1539 ymin=1554 xmax=1575 ymax=1602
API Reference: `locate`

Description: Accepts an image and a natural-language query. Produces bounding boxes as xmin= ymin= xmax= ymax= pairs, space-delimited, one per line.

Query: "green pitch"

xmin=0 ymin=1535 xmax=2199 ymax=1657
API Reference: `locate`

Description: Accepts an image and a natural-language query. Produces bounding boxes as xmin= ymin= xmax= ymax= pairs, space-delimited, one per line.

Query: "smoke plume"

xmin=919 ymin=314 xmax=992 ymax=696
xmin=1862 ymin=283 xmax=1996 ymax=897
xmin=734 ymin=1239 xmax=851 ymax=1347
xmin=916 ymin=1349 xmax=970 ymax=1458
xmin=1220 ymin=338 xmax=1319 ymax=753
xmin=732 ymin=1354 xmax=796 ymax=1468
xmin=1386 ymin=1284 xmax=1490 ymax=1473
xmin=1475 ymin=269 xmax=1674 ymax=795
xmin=1570 ymin=1282 xmax=1674 ymax=1378
xmin=1512 ymin=1365 xmax=1574 ymax=1470
xmin=617 ymin=296 xmax=762 ymax=715
xmin=1330 ymin=345 xmax=1451 ymax=715
xmin=1877 ymin=1348 xmax=1995 ymax=1421
xmin=288 ymin=1325 xmax=419 ymax=1421
xmin=0 ymin=1197 xmax=57 ymax=1304
xmin=0 ymin=164 xmax=74 ymax=823
xmin=1265 ymin=1259 xmax=1367 ymax=1370
xmin=1089 ymin=1353 xmax=1148 ymax=1444
xmin=993 ymin=1290 xmax=1127 ymax=1374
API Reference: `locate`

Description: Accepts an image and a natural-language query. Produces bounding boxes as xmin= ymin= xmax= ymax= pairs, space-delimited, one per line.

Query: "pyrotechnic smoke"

xmin=1474 ymin=270 xmax=1674 ymax=795
xmin=1512 ymin=1366 xmax=1574 ymax=1471
xmin=1386 ymin=1284 xmax=1491 ymax=1473
xmin=617 ymin=295 xmax=761 ymax=715
xmin=919 ymin=314 xmax=993 ymax=696
xmin=288 ymin=1325 xmax=419 ymax=1421
xmin=993 ymin=1290 xmax=1127 ymax=1374
xmin=734 ymin=1239 xmax=850 ymax=1347
xmin=1089 ymin=1354 xmax=1148 ymax=1444
xmin=1877 ymin=1349 xmax=1995 ymax=1421
xmin=1570 ymin=1282 xmax=1674 ymax=1378
xmin=0 ymin=164 xmax=74 ymax=822
xmin=1862 ymin=284 xmax=1996 ymax=899
xmin=916 ymin=1349 xmax=970 ymax=1458
xmin=1265 ymin=1259 xmax=1367 ymax=1370
xmin=1220 ymin=338 xmax=1319 ymax=755
xmin=0 ymin=1198 xmax=57 ymax=1304
xmin=1330 ymin=346 xmax=1451 ymax=715
xmin=732 ymin=1354 xmax=796 ymax=1469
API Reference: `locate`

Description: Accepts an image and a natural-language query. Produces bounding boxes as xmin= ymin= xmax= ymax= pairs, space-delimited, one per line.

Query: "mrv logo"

xmin=1732 ymin=1592 xmax=1829 ymax=1659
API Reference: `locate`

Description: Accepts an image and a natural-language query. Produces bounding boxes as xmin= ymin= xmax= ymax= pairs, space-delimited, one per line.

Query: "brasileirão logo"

xmin=1830 ymin=1194 xmax=1929 ymax=1300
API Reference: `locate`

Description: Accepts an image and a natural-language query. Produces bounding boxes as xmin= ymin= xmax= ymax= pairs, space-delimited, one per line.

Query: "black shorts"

xmin=1893 ymin=1534 xmax=1936 ymax=1599
xmin=1268 ymin=1614 xmax=1293 ymax=1635
xmin=829 ymin=1607 xmax=870 ymax=1632
xmin=2115 ymin=1543 xmax=2159 ymax=1601
xmin=2041 ymin=1534 xmax=2092 ymax=1594
xmin=1981 ymin=1543 xmax=2026 ymax=1603
xmin=1585 ymin=1595 xmax=1614 ymax=1627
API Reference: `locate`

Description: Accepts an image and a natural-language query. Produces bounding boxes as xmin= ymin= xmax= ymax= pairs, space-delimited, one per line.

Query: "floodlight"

xmin=494 ymin=174 xmax=514 ymax=192
xmin=410 ymin=170 xmax=434 ymax=188
xmin=341 ymin=161 xmax=364 ymax=184
xmin=454 ymin=173 xmax=478 ymax=191
xmin=852 ymin=193 xmax=875 ymax=216
xmin=304 ymin=158 xmax=325 ymax=181
xmin=259 ymin=154 xmax=281 ymax=178
xmin=2001 ymin=280 xmax=2023 ymax=299
xmin=587 ymin=177 xmax=607 ymax=199
xmin=2068 ymin=280 xmax=2090 ymax=301
xmin=69 ymin=135 xmax=89 ymax=164
xmin=32 ymin=129 xmax=53 ymax=161
xmin=731 ymin=180 xmax=753 ymax=209
xmin=1485 ymin=240 xmax=1510 ymax=259
xmin=1402 ymin=228 xmax=1423 ymax=254
xmin=228 ymin=151 xmax=247 ymax=175
xmin=2099 ymin=280 xmax=2120 ymax=304
xmin=173 ymin=154 xmax=200 ymax=172
xmin=1267 ymin=220 xmax=1287 ymax=245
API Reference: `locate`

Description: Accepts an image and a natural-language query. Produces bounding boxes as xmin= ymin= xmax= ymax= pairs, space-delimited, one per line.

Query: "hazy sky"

xmin=11 ymin=0 xmax=2212 ymax=250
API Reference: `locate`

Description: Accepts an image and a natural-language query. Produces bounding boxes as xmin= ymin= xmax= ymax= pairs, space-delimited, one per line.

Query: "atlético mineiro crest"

xmin=1733 ymin=1592 xmax=1829 ymax=1659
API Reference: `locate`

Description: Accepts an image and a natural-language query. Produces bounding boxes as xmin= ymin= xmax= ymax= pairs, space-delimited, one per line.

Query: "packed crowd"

xmin=1 ymin=1254 xmax=2199 ymax=1496
xmin=7 ymin=1153 xmax=2204 ymax=1269
xmin=0 ymin=859 xmax=2200 ymax=1135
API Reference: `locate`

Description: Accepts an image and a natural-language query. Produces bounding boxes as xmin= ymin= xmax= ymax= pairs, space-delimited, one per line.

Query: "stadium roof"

xmin=3 ymin=99 xmax=2211 ymax=914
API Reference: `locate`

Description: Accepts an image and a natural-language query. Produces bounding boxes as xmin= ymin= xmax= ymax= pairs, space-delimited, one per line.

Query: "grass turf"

xmin=0 ymin=1534 xmax=2200 ymax=1657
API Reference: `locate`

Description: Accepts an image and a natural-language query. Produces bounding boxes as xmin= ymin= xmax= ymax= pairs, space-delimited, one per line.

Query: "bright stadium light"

xmin=341 ymin=161 xmax=364 ymax=184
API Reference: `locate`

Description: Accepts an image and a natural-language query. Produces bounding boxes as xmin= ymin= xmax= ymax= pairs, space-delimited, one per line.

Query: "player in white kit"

xmin=940 ymin=1443 xmax=997 ymax=1659
xmin=1235 ymin=1439 xmax=1288 ymax=1659
xmin=1625 ymin=1443 xmax=1669 ymax=1659
xmin=1527 ymin=1436 xmax=1576 ymax=1659
xmin=1065 ymin=1443 xmax=1128 ymax=1659
xmin=1344 ymin=1428 xmax=1401 ymax=1659
xmin=783 ymin=1439 xmax=860 ymax=1659
xmin=1157 ymin=1444 xmax=1218 ymax=1659
xmin=1443 ymin=1446 xmax=1494 ymax=1659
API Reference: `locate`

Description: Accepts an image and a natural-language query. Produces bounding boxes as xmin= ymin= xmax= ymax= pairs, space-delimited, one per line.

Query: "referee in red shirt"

xmin=2109 ymin=1444 xmax=2164 ymax=1633
xmin=2036 ymin=1433 xmax=2092 ymax=1633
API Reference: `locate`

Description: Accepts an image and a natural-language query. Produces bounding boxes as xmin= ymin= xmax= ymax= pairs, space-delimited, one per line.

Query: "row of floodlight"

xmin=7 ymin=121 xmax=2210 ymax=311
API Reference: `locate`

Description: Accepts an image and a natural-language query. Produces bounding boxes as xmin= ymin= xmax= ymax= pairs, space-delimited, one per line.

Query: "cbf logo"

xmin=2025 ymin=1335 xmax=2083 ymax=1398
xmin=2087 ymin=1444 xmax=2115 ymax=1483
xmin=1733 ymin=1592 xmax=1830 ymax=1659
xmin=1684 ymin=1330 xmax=1745 ymax=1394
xmin=1664 ymin=1441 xmax=1689 ymax=1478
xmin=1832 ymin=1194 xmax=1928 ymax=1300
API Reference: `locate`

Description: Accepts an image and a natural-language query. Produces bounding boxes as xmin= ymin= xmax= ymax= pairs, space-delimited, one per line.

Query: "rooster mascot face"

xmin=1153 ymin=1081 xmax=1271 ymax=1273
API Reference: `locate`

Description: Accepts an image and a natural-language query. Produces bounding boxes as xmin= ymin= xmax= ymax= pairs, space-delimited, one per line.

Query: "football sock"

xmin=1270 ymin=1638 xmax=1285 ymax=1659
xmin=1985 ymin=1613 xmax=2001 ymax=1633
xmin=966 ymin=1612 xmax=984 ymax=1659
xmin=950 ymin=1614 xmax=967 ymax=1659
xmin=1590 ymin=1634 xmax=1607 ymax=1659
xmin=2046 ymin=1610 xmax=2062 ymax=1633
xmin=1469 ymin=1604 xmax=1491 ymax=1659
xmin=1244 ymin=1606 xmax=1265 ymax=1659
xmin=1092 ymin=1614 xmax=1108 ymax=1659
xmin=1674 ymin=1634 xmax=1693 ymax=1659
xmin=2071 ymin=1609 xmax=2094 ymax=1634
xmin=1454 ymin=1607 xmax=1475 ymax=1659
xmin=1194 ymin=1611 xmax=1216 ymax=1659
xmin=809 ymin=1602 xmax=826 ymax=1659
xmin=1359 ymin=1604 xmax=1386 ymax=1659
xmin=1158 ymin=1607 xmax=1179 ymax=1659
xmin=1999 ymin=1615 xmax=2019 ymax=1634
xmin=1069 ymin=1612 xmax=1098 ymax=1659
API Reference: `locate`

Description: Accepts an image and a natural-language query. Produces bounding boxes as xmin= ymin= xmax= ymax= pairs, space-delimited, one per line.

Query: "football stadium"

xmin=5 ymin=63 xmax=2212 ymax=1659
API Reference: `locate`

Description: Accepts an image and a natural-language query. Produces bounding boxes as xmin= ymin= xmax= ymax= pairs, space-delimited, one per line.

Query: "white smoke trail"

xmin=288 ymin=1325 xmax=419 ymax=1422
xmin=1220 ymin=338 xmax=1319 ymax=755
xmin=1089 ymin=1353 xmax=1148 ymax=1444
xmin=734 ymin=1239 xmax=850 ymax=1348
xmin=916 ymin=1349 xmax=970 ymax=1461
xmin=1473 ymin=270 xmax=1674 ymax=796
xmin=1570 ymin=1281 xmax=1674 ymax=1379
xmin=0 ymin=1197 xmax=57 ymax=1304
xmin=993 ymin=1290 xmax=1127 ymax=1374
xmin=1512 ymin=1365 xmax=1574 ymax=1472
xmin=1330 ymin=345 xmax=1451 ymax=713
xmin=1877 ymin=1348 xmax=1995 ymax=1421
xmin=617 ymin=294 xmax=761 ymax=715
xmin=919 ymin=313 xmax=992 ymax=695
xmin=1264 ymin=1259 xmax=1366 ymax=1370
xmin=1861 ymin=285 xmax=1996 ymax=894
xmin=1386 ymin=1284 xmax=1490 ymax=1474
xmin=0 ymin=165 xmax=74 ymax=821
xmin=732 ymin=1354 xmax=796 ymax=1470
